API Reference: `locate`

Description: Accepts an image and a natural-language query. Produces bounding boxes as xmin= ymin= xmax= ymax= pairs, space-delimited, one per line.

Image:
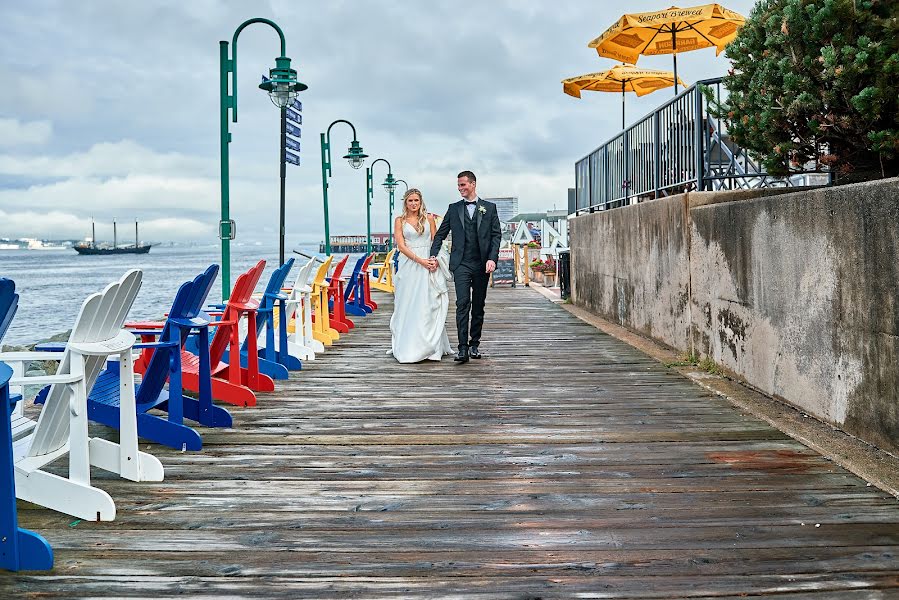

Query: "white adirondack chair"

xmin=255 ymin=257 xmax=321 ymax=359
xmin=285 ymin=257 xmax=323 ymax=357
xmin=0 ymin=270 xmax=164 ymax=522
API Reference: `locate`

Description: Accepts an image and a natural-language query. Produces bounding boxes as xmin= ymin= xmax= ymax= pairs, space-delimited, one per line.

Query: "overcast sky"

xmin=0 ymin=0 xmax=757 ymax=245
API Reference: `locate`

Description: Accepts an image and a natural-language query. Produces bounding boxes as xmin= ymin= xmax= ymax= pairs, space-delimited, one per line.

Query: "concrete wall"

xmin=571 ymin=179 xmax=899 ymax=452
xmin=570 ymin=195 xmax=691 ymax=351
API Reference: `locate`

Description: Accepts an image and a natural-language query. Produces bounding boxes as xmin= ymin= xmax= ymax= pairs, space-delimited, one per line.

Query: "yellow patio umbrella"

xmin=562 ymin=64 xmax=686 ymax=128
xmin=588 ymin=3 xmax=745 ymax=94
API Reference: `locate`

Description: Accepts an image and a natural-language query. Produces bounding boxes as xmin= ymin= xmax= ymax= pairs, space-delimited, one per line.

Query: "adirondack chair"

xmin=361 ymin=252 xmax=378 ymax=310
xmin=0 ymin=279 xmax=34 ymax=445
xmin=344 ymin=253 xmax=376 ymax=317
xmin=83 ymin=265 xmax=232 ymax=451
xmin=1 ymin=361 xmax=53 ymax=571
xmin=231 ymin=257 xmax=300 ymax=379
xmin=326 ymin=254 xmax=354 ymax=333
xmin=369 ymin=249 xmax=397 ymax=293
xmin=0 ymin=286 xmax=53 ymax=571
xmin=310 ymin=256 xmax=339 ymax=346
xmin=179 ymin=260 xmax=272 ymax=407
xmin=266 ymin=257 xmax=319 ymax=361
xmin=0 ymin=270 xmax=164 ymax=522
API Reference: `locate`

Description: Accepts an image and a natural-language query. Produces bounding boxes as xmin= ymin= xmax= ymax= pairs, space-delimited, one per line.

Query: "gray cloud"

xmin=0 ymin=0 xmax=758 ymax=244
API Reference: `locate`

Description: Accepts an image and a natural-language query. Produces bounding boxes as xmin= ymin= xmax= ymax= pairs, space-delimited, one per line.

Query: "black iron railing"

xmin=573 ymin=78 xmax=830 ymax=214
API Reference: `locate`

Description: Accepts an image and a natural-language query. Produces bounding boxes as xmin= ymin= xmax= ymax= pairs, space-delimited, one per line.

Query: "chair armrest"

xmin=33 ymin=342 xmax=67 ymax=352
xmin=0 ymin=351 xmax=68 ymax=363
xmin=68 ymin=330 xmax=135 ymax=356
xmin=125 ymin=320 xmax=164 ymax=329
xmin=134 ymin=340 xmax=180 ymax=350
xmin=208 ymin=318 xmax=238 ymax=327
xmin=129 ymin=329 xmax=164 ymax=337
xmin=11 ymin=372 xmax=82 ymax=386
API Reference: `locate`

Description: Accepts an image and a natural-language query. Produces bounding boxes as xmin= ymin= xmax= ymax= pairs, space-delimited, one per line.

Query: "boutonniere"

xmin=477 ymin=205 xmax=487 ymax=215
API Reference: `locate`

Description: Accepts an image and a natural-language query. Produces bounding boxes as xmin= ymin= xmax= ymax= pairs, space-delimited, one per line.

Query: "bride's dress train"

xmin=389 ymin=222 xmax=452 ymax=363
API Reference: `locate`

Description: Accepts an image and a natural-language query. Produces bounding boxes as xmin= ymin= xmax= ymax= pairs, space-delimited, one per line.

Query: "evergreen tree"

xmin=718 ymin=0 xmax=899 ymax=181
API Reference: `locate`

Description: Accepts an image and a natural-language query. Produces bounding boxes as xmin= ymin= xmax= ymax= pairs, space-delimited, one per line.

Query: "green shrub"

xmin=716 ymin=0 xmax=899 ymax=181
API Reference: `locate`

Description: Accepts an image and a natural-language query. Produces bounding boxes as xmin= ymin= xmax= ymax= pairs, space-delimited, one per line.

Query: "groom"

xmin=429 ymin=171 xmax=502 ymax=364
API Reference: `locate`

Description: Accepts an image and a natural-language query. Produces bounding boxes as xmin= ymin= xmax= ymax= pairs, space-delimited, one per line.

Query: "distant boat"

xmin=74 ymin=219 xmax=152 ymax=255
xmin=26 ymin=238 xmax=67 ymax=250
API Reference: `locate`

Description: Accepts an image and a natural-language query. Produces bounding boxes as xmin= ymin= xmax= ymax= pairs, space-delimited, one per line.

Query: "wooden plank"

xmin=3 ymin=287 xmax=899 ymax=597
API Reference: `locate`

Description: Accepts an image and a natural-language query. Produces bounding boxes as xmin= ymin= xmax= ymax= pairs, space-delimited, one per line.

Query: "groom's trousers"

xmin=453 ymin=262 xmax=490 ymax=350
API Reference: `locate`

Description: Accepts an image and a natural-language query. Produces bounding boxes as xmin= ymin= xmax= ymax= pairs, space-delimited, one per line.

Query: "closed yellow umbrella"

xmin=562 ymin=64 xmax=686 ymax=128
xmin=588 ymin=3 xmax=745 ymax=93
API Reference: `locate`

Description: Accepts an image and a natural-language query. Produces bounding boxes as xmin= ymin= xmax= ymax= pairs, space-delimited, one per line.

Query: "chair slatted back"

xmin=208 ymin=260 xmax=265 ymax=364
xmin=138 ymin=265 xmax=218 ymax=407
xmin=328 ymin=255 xmax=350 ymax=294
xmin=344 ymin=256 xmax=367 ymax=303
xmin=251 ymin=258 xmax=294 ymax=340
xmin=28 ymin=270 xmax=143 ymax=458
xmin=312 ymin=256 xmax=333 ymax=288
xmin=0 ymin=279 xmax=17 ymax=345
xmin=291 ymin=258 xmax=317 ymax=293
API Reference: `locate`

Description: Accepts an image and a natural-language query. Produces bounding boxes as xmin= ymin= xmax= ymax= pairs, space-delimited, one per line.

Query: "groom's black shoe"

xmin=454 ymin=347 xmax=469 ymax=364
xmin=469 ymin=345 xmax=481 ymax=359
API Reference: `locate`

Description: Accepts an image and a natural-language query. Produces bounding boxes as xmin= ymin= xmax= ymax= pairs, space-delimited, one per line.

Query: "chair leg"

xmin=135 ymin=412 xmax=203 ymax=451
xmin=15 ymin=468 xmax=117 ymax=522
xmin=182 ymin=395 xmax=232 ymax=428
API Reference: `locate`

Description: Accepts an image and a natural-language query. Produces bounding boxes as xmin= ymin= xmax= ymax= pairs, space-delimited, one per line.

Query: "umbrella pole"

xmin=672 ymin=29 xmax=679 ymax=95
xmin=621 ymin=82 xmax=626 ymax=129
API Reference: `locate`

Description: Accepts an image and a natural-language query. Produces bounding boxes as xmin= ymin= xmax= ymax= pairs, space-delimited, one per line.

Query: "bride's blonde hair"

xmin=400 ymin=188 xmax=427 ymax=234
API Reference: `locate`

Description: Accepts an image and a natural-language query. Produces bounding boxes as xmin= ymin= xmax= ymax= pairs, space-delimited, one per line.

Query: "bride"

xmin=389 ymin=188 xmax=452 ymax=363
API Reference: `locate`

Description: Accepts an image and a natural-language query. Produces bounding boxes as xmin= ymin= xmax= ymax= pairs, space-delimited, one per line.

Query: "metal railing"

xmin=573 ymin=78 xmax=831 ymax=214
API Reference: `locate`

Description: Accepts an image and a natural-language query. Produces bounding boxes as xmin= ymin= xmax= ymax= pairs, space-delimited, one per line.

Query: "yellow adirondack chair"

xmin=311 ymin=256 xmax=339 ymax=346
xmin=369 ymin=249 xmax=397 ymax=293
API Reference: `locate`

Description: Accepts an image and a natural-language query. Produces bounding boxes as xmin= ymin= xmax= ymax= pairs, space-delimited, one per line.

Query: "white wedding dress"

xmin=389 ymin=222 xmax=453 ymax=363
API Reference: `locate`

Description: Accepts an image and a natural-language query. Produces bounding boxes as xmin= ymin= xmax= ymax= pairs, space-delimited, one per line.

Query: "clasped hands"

xmin=424 ymin=257 xmax=496 ymax=274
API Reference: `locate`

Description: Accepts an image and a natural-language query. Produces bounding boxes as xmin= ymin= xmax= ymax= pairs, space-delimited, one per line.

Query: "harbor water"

xmin=0 ymin=242 xmax=326 ymax=347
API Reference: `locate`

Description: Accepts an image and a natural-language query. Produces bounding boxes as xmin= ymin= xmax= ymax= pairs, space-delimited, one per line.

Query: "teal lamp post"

xmin=219 ymin=18 xmax=306 ymax=300
xmin=390 ymin=179 xmax=408 ymax=250
xmin=365 ymin=159 xmax=393 ymax=254
xmin=320 ymin=120 xmax=367 ymax=256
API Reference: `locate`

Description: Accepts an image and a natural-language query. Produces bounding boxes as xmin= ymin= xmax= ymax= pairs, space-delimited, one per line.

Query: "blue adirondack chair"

xmin=211 ymin=258 xmax=300 ymax=379
xmin=254 ymin=258 xmax=301 ymax=371
xmin=37 ymin=266 xmax=232 ymax=451
xmin=0 ymin=279 xmax=21 ymax=408
xmin=343 ymin=254 xmax=373 ymax=317
xmin=0 ymin=279 xmax=53 ymax=572
xmin=98 ymin=265 xmax=232 ymax=450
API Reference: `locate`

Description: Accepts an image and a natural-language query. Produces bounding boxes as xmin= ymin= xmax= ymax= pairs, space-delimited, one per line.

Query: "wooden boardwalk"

xmin=4 ymin=287 xmax=899 ymax=598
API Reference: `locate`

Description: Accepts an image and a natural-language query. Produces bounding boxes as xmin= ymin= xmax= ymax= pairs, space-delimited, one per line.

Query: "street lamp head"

xmin=259 ymin=56 xmax=307 ymax=109
xmin=382 ymin=172 xmax=398 ymax=193
xmin=342 ymin=140 xmax=368 ymax=170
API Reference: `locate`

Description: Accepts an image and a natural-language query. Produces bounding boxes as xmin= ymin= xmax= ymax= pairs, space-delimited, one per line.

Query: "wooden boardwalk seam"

xmin=4 ymin=287 xmax=899 ymax=598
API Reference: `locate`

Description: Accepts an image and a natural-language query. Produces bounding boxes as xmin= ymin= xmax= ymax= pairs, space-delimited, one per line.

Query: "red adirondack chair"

xmin=133 ymin=261 xmax=272 ymax=407
xmin=326 ymin=255 xmax=354 ymax=333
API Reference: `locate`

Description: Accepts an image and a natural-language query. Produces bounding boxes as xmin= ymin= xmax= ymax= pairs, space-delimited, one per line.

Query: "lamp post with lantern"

xmin=365 ymin=159 xmax=396 ymax=254
xmin=219 ymin=17 xmax=306 ymax=299
xmin=319 ymin=120 xmax=368 ymax=256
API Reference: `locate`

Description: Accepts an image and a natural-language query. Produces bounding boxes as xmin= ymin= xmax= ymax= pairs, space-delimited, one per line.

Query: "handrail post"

xmin=693 ymin=86 xmax=705 ymax=192
xmin=623 ymin=129 xmax=629 ymax=206
xmin=653 ymin=110 xmax=661 ymax=199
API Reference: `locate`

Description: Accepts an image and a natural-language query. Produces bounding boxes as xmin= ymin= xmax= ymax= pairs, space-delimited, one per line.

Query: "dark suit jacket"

xmin=430 ymin=198 xmax=502 ymax=272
